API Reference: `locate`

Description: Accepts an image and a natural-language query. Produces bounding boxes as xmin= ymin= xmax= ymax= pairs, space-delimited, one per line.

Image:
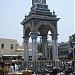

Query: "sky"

xmin=0 ymin=0 xmax=74 ymax=45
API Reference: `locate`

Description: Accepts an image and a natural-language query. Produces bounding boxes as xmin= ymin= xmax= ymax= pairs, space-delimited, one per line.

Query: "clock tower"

xmin=21 ymin=0 xmax=60 ymax=62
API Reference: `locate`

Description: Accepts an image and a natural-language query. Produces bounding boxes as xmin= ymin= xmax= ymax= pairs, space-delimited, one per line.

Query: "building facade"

xmin=58 ymin=42 xmax=70 ymax=60
xmin=0 ymin=38 xmax=17 ymax=54
xmin=0 ymin=38 xmax=22 ymax=60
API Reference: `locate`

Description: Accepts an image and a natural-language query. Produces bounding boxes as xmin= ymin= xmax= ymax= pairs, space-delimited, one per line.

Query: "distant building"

xmin=0 ymin=38 xmax=22 ymax=60
xmin=58 ymin=42 xmax=70 ymax=60
xmin=0 ymin=38 xmax=18 ymax=54
xmin=47 ymin=41 xmax=71 ymax=60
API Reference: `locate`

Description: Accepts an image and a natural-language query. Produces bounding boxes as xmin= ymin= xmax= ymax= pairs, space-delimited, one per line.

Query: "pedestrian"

xmin=9 ymin=63 xmax=15 ymax=73
xmin=52 ymin=67 xmax=58 ymax=75
xmin=14 ymin=63 xmax=18 ymax=72
xmin=4 ymin=63 xmax=9 ymax=75
xmin=0 ymin=62 xmax=5 ymax=75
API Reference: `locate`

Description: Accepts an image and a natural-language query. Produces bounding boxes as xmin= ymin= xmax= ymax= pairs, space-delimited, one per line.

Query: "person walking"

xmin=52 ymin=67 xmax=58 ymax=75
xmin=14 ymin=63 xmax=18 ymax=72
xmin=0 ymin=62 xmax=5 ymax=75
xmin=9 ymin=63 xmax=15 ymax=73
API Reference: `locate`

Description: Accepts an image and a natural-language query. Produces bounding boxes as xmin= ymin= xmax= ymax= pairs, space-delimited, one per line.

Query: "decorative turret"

xmin=53 ymin=10 xmax=57 ymax=17
xmin=53 ymin=10 xmax=55 ymax=15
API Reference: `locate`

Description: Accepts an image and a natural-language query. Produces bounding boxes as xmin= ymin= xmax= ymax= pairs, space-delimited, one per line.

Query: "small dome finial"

xmin=25 ymin=14 xmax=27 ymax=19
xmin=53 ymin=10 xmax=55 ymax=15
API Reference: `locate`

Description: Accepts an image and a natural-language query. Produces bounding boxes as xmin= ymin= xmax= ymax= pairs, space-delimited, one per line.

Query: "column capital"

xmin=23 ymin=36 xmax=29 ymax=42
xmin=51 ymin=34 xmax=59 ymax=40
xmin=42 ymin=37 xmax=47 ymax=43
xmin=30 ymin=32 xmax=39 ymax=39
xmin=22 ymin=36 xmax=29 ymax=38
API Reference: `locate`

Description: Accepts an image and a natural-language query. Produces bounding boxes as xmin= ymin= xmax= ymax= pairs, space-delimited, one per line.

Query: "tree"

xmin=69 ymin=34 xmax=75 ymax=43
xmin=69 ymin=34 xmax=75 ymax=47
xmin=68 ymin=34 xmax=75 ymax=59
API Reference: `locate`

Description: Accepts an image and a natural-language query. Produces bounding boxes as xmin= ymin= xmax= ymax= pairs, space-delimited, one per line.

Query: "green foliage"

xmin=69 ymin=34 xmax=75 ymax=46
xmin=68 ymin=34 xmax=75 ymax=59
xmin=69 ymin=34 xmax=75 ymax=42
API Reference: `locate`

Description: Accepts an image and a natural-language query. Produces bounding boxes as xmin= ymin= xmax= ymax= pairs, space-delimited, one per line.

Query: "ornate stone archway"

xmin=21 ymin=0 xmax=60 ymax=61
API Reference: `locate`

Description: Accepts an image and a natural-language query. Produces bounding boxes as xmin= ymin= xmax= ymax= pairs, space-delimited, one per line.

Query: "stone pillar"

xmin=42 ymin=37 xmax=48 ymax=58
xmin=51 ymin=34 xmax=58 ymax=60
xmin=30 ymin=32 xmax=38 ymax=60
xmin=23 ymin=36 xmax=29 ymax=61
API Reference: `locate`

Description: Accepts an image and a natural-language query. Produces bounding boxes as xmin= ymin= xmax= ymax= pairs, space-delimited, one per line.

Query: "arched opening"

xmin=37 ymin=24 xmax=58 ymax=59
xmin=1 ymin=43 xmax=4 ymax=49
xmin=25 ymin=27 xmax=31 ymax=36
xmin=10 ymin=44 xmax=13 ymax=49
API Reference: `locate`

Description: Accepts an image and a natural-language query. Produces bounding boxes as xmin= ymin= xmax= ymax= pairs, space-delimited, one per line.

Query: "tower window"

xmin=11 ymin=44 xmax=13 ymax=49
xmin=1 ymin=43 xmax=4 ymax=49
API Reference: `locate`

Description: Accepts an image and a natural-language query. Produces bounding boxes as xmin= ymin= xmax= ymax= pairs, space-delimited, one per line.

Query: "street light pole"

xmin=73 ymin=48 xmax=74 ymax=59
xmin=73 ymin=46 xmax=75 ymax=59
xmin=70 ymin=48 xmax=74 ymax=59
xmin=71 ymin=42 xmax=75 ymax=59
